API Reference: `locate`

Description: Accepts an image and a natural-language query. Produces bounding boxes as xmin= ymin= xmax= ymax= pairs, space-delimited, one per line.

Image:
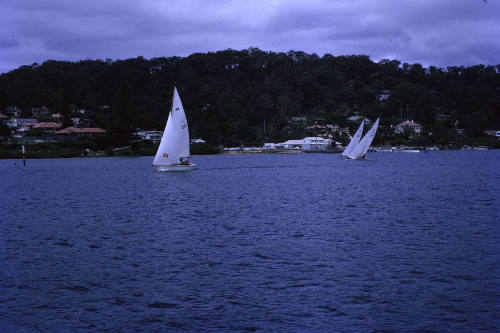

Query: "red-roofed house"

xmin=32 ymin=122 xmax=61 ymax=128
xmin=55 ymin=127 xmax=79 ymax=135
xmin=31 ymin=122 xmax=62 ymax=131
xmin=395 ymin=120 xmax=421 ymax=134
xmin=305 ymin=124 xmax=328 ymax=137
xmin=56 ymin=127 xmax=106 ymax=137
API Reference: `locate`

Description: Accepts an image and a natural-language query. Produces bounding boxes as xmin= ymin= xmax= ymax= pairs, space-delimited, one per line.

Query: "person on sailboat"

xmin=179 ymin=157 xmax=190 ymax=165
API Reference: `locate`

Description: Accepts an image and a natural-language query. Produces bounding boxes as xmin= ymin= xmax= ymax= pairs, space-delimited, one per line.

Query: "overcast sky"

xmin=1 ymin=0 xmax=499 ymax=74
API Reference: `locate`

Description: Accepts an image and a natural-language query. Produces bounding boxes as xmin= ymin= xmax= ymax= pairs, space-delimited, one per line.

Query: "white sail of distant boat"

xmin=345 ymin=118 xmax=379 ymax=160
xmin=342 ymin=119 xmax=364 ymax=157
xmin=153 ymin=87 xmax=196 ymax=171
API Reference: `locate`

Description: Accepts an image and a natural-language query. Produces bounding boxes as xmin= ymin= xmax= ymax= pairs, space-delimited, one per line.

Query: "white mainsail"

xmin=342 ymin=119 xmax=364 ymax=157
xmin=153 ymin=87 xmax=191 ymax=168
xmin=346 ymin=118 xmax=379 ymax=159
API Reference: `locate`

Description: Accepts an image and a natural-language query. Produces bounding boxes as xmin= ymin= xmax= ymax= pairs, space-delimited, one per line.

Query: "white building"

xmin=274 ymin=137 xmax=334 ymax=151
xmin=302 ymin=137 xmax=333 ymax=151
xmin=395 ymin=120 xmax=421 ymax=134
xmin=263 ymin=143 xmax=278 ymax=149
xmin=134 ymin=130 xmax=163 ymax=143
xmin=278 ymin=139 xmax=304 ymax=150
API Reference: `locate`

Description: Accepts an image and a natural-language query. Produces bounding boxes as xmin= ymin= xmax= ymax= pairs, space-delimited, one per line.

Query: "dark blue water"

xmin=1 ymin=151 xmax=499 ymax=332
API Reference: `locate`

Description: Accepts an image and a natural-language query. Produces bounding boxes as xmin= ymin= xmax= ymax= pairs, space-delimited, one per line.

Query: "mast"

xmin=22 ymin=145 xmax=26 ymax=167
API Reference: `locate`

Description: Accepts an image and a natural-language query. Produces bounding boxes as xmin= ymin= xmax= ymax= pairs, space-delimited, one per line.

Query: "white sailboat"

xmin=344 ymin=118 xmax=380 ymax=160
xmin=341 ymin=119 xmax=364 ymax=158
xmin=153 ymin=87 xmax=196 ymax=172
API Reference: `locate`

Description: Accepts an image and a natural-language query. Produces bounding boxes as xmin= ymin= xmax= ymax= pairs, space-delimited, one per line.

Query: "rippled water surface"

xmin=1 ymin=151 xmax=499 ymax=332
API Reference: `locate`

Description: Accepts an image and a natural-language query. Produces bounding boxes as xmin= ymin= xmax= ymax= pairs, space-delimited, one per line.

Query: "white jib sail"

xmin=347 ymin=118 xmax=379 ymax=159
xmin=342 ymin=119 xmax=364 ymax=157
xmin=153 ymin=87 xmax=190 ymax=166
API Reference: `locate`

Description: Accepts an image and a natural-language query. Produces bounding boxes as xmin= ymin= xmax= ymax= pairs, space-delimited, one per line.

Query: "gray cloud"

xmin=0 ymin=0 xmax=499 ymax=74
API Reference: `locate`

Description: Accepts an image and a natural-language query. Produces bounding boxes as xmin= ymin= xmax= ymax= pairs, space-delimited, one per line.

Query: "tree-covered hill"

xmin=1 ymin=48 xmax=499 ymax=147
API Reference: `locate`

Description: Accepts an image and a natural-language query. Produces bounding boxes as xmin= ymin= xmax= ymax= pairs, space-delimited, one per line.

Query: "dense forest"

xmin=1 ymin=48 xmax=499 ymax=148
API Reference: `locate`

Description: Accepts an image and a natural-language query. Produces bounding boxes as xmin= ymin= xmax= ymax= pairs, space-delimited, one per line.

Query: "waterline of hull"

xmin=341 ymin=156 xmax=366 ymax=160
xmin=153 ymin=163 xmax=196 ymax=172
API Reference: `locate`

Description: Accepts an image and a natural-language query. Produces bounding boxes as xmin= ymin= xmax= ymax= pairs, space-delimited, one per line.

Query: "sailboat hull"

xmin=153 ymin=163 xmax=196 ymax=172
xmin=343 ymin=156 xmax=365 ymax=160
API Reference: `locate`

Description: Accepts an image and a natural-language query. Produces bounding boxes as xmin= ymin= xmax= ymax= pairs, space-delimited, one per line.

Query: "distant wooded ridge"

xmin=1 ymin=48 xmax=499 ymax=147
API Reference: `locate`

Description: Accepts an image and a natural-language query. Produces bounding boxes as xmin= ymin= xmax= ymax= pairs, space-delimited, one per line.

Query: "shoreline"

xmin=2 ymin=148 xmax=497 ymax=160
xmin=222 ymin=149 xmax=305 ymax=154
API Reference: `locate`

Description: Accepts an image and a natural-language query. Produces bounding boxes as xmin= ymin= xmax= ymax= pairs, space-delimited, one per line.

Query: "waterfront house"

xmin=274 ymin=137 xmax=334 ymax=151
xmin=395 ymin=120 xmax=421 ymax=134
xmin=278 ymin=139 xmax=304 ymax=150
xmin=263 ymin=143 xmax=278 ymax=149
xmin=75 ymin=128 xmax=106 ymax=137
xmin=302 ymin=137 xmax=333 ymax=151
xmin=134 ymin=130 xmax=163 ymax=143
xmin=56 ymin=127 xmax=106 ymax=137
